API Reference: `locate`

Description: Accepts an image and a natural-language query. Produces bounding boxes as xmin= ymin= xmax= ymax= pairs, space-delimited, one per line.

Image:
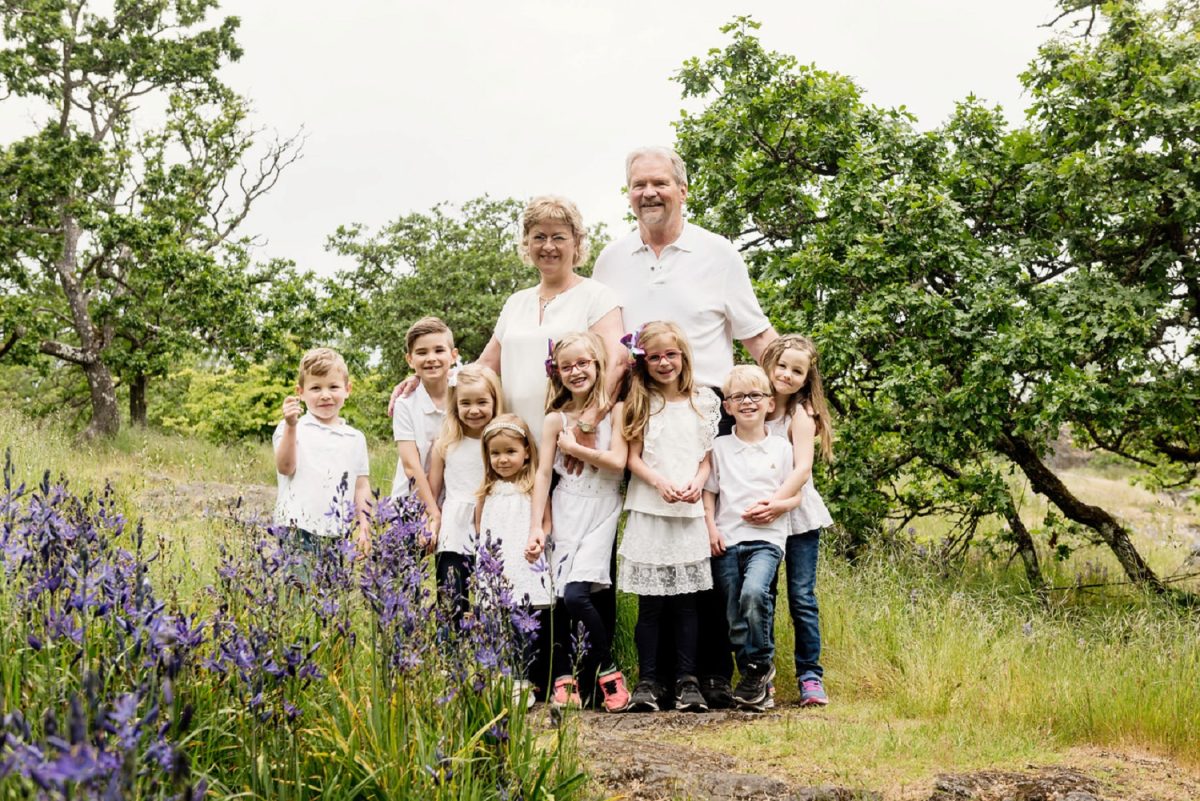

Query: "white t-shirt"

xmin=593 ymin=222 xmax=771 ymax=388
xmin=704 ymin=430 xmax=793 ymax=550
xmin=273 ymin=414 xmax=371 ymax=538
xmin=391 ymin=382 xmax=445 ymax=498
xmin=492 ymin=277 xmax=619 ymax=434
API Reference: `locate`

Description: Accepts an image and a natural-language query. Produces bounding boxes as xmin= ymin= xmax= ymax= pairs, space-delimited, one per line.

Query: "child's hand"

xmin=676 ymin=477 xmax=704 ymax=504
xmin=556 ymin=427 xmax=579 ymax=457
xmin=525 ymin=531 xmax=545 ymax=563
xmin=423 ymin=511 xmax=441 ymax=553
xmin=651 ymin=475 xmax=679 ymax=504
xmin=354 ymin=531 xmax=372 ymax=559
xmin=709 ymin=527 xmax=726 ymax=556
xmin=282 ymin=395 xmax=303 ymax=426
xmin=743 ymin=499 xmax=787 ymax=525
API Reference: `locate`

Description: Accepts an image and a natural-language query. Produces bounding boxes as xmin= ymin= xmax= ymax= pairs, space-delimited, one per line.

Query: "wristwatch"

xmin=575 ymin=420 xmax=597 ymax=434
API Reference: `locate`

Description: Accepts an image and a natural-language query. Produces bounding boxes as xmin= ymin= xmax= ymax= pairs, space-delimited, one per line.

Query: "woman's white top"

xmin=492 ymin=277 xmax=619 ymax=435
xmin=624 ymin=388 xmax=722 ymax=518
xmin=480 ymin=481 xmax=554 ymax=608
xmin=437 ymin=438 xmax=484 ymax=555
xmin=547 ymin=412 xmax=623 ymax=593
xmin=766 ymin=412 xmax=834 ymax=533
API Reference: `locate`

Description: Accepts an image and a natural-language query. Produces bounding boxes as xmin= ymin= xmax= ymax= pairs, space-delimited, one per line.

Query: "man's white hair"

xmin=625 ymin=146 xmax=688 ymax=188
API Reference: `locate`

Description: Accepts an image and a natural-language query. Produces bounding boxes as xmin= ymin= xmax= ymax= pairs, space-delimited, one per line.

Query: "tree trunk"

xmin=129 ymin=372 xmax=147 ymax=426
xmin=1002 ymin=502 xmax=1045 ymax=595
xmin=997 ymin=431 xmax=1165 ymax=594
xmin=82 ymin=359 xmax=120 ymax=439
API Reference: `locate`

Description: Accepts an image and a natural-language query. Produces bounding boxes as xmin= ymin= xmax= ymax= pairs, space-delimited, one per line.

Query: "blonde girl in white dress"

xmin=529 ymin=331 xmax=630 ymax=712
xmin=428 ymin=364 xmax=502 ymax=621
xmin=475 ymin=414 xmax=564 ymax=699
xmin=619 ymin=321 xmax=721 ymax=713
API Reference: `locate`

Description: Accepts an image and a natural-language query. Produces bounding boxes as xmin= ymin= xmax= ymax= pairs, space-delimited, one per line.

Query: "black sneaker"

xmin=733 ymin=663 xmax=776 ymax=711
xmin=674 ymin=675 xmax=709 ymax=712
xmin=700 ymin=675 xmax=735 ymax=710
xmin=628 ymin=680 xmax=662 ymax=713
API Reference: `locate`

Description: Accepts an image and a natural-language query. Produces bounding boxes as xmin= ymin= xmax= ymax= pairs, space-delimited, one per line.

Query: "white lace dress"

xmin=437 ymin=439 xmax=484 ymax=556
xmin=618 ymin=389 xmax=721 ymax=596
xmin=547 ymin=413 xmax=623 ymax=595
xmin=766 ymin=413 xmax=834 ymax=533
xmin=480 ymin=481 xmax=554 ymax=609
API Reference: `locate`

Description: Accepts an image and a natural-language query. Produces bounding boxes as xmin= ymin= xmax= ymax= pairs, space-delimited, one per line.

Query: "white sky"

xmin=3 ymin=1 xmax=1062 ymax=276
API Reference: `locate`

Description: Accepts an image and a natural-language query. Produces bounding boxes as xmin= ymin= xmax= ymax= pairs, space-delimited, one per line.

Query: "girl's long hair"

xmin=761 ymin=334 xmax=834 ymax=461
xmin=477 ymin=413 xmax=538 ymax=503
xmin=621 ymin=321 xmax=696 ymax=442
xmin=544 ymin=331 xmax=609 ymax=414
xmin=434 ymin=364 xmax=503 ymax=459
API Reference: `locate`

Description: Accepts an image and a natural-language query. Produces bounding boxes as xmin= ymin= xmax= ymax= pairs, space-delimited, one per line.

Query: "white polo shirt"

xmin=593 ymin=222 xmax=771 ymax=388
xmin=704 ymin=431 xmax=793 ymax=550
xmin=273 ymin=414 xmax=370 ymax=538
xmin=390 ymin=382 xmax=445 ymax=498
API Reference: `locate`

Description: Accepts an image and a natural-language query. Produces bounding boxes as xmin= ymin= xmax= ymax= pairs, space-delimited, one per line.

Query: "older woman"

xmin=390 ymin=196 xmax=626 ymax=437
xmin=475 ymin=195 xmax=625 ymax=433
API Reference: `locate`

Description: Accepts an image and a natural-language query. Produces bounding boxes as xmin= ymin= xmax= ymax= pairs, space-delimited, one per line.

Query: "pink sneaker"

xmin=598 ymin=669 xmax=631 ymax=713
xmin=551 ymin=675 xmax=581 ymax=709
xmin=799 ymin=678 xmax=829 ymax=707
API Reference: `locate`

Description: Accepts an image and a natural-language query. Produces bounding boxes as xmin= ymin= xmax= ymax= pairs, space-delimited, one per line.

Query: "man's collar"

xmin=632 ymin=222 xmax=694 ymax=254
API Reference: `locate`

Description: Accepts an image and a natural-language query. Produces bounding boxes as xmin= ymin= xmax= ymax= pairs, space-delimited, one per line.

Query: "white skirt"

xmin=548 ymin=485 xmax=622 ymax=595
xmin=437 ymin=498 xmax=476 ymax=555
xmin=617 ymin=512 xmax=712 ymax=596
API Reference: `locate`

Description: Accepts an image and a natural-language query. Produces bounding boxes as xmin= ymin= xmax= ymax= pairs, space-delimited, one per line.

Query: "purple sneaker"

xmin=799 ymin=678 xmax=829 ymax=707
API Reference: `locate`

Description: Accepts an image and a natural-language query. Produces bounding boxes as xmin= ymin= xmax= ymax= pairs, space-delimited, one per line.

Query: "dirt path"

xmin=571 ymin=709 xmax=1200 ymax=801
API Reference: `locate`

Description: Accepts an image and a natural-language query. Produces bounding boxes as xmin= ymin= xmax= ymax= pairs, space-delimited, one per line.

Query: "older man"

xmin=594 ymin=146 xmax=778 ymax=383
xmin=594 ymin=146 xmax=778 ymax=711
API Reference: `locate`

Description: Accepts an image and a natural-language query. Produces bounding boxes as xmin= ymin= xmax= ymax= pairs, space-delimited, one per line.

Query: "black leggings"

xmin=635 ymin=593 xmax=699 ymax=684
xmin=563 ymin=582 xmax=614 ymax=673
xmin=435 ymin=551 xmax=473 ymax=627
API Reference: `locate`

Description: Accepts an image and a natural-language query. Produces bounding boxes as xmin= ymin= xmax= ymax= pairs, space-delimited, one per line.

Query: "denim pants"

xmin=772 ymin=529 xmax=823 ymax=680
xmin=711 ymin=541 xmax=783 ymax=671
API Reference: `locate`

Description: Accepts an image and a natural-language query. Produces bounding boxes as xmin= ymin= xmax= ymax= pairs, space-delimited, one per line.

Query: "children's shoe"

xmin=512 ymin=679 xmax=535 ymax=711
xmin=628 ymin=680 xmax=662 ymax=713
xmin=598 ymin=669 xmax=632 ymax=713
xmin=733 ymin=662 xmax=776 ymax=711
xmin=799 ymin=677 xmax=829 ymax=707
xmin=700 ymin=675 xmax=735 ymax=710
xmin=761 ymin=680 xmax=776 ymax=710
xmin=674 ymin=675 xmax=709 ymax=713
xmin=550 ymin=676 xmax=581 ymax=709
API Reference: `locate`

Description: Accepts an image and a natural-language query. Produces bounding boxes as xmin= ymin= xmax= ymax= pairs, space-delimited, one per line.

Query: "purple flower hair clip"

xmin=544 ymin=339 xmax=557 ymax=379
xmin=620 ymin=326 xmax=646 ymax=359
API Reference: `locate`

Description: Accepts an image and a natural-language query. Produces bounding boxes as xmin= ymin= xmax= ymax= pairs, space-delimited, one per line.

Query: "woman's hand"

xmin=387 ymin=376 xmax=421 ymax=416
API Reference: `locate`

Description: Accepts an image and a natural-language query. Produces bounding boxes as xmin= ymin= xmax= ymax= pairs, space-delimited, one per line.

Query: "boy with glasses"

xmin=703 ymin=365 xmax=798 ymax=711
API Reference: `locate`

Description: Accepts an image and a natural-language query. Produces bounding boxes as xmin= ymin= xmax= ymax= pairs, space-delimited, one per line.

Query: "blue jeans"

xmin=775 ymin=529 xmax=823 ymax=681
xmin=711 ymin=541 xmax=783 ymax=671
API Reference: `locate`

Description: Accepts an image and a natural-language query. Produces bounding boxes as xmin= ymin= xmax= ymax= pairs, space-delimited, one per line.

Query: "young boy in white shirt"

xmin=274 ymin=347 xmax=372 ymax=554
xmin=703 ymin=365 xmax=796 ymax=711
xmin=390 ymin=317 xmax=457 ymax=539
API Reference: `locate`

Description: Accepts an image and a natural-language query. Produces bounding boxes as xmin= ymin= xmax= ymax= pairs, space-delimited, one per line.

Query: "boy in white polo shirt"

xmin=703 ymin=365 xmax=795 ymax=712
xmin=274 ymin=347 xmax=372 ymax=554
xmin=391 ymin=317 xmax=457 ymax=538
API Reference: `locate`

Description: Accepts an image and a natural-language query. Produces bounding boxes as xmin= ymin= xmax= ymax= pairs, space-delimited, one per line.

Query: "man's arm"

xmin=741 ymin=325 xmax=780 ymax=366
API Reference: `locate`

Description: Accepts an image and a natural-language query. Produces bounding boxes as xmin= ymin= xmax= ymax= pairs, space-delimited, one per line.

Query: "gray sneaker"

xmin=674 ymin=675 xmax=709 ymax=713
xmin=628 ymin=680 xmax=662 ymax=713
xmin=700 ymin=675 xmax=735 ymax=709
xmin=733 ymin=663 xmax=776 ymax=711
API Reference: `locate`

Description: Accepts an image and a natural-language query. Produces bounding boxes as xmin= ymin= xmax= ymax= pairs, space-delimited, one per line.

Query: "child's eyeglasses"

xmin=728 ymin=392 xmax=767 ymax=404
xmin=558 ymin=359 xmax=595 ymax=375
xmin=645 ymin=350 xmax=682 ymax=365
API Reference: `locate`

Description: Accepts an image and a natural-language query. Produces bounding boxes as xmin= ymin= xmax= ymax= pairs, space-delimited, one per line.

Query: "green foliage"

xmin=672 ymin=4 xmax=1200 ymax=590
xmin=0 ymin=0 xmax=318 ymax=435
xmin=330 ymin=196 xmax=607 ymax=383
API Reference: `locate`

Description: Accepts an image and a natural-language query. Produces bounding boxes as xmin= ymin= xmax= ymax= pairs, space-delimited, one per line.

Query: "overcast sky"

xmin=3 ymin=1 xmax=1065 ymax=276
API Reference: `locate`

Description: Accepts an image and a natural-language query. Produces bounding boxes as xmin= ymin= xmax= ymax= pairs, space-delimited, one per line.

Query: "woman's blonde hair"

xmin=760 ymin=334 xmax=834 ymax=461
xmin=621 ymin=321 xmax=697 ymax=442
xmin=518 ymin=195 xmax=589 ymax=267
xmin=545 ymin=331 xmax=609 ymax=414
xmin=434 ymin=364 xmax=503 ymax=459
xmin=477 ymin=414 xmax=538 ymax=503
